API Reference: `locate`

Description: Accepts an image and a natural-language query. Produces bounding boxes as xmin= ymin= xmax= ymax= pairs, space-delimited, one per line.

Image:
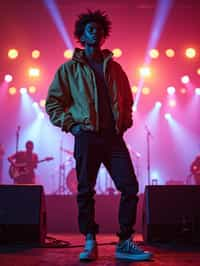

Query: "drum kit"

xmin=54 ymin=145 xmax=141 ymax=195
xmin=53 ymin=148 xmax=119 ymax=195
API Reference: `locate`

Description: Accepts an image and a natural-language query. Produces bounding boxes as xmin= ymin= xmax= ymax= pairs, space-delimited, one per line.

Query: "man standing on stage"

xmin=46 ymin=10 xmax=152 ymax=261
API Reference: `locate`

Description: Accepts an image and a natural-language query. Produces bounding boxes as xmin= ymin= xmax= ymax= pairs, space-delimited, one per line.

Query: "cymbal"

xmin=60 ymin=147 xmax=73 ymax=155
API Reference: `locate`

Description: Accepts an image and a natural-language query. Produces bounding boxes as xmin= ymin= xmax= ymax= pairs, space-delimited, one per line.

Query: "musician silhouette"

xmin=190 ymin=155 xmax=200 ymax=185
xmin=8 ymin=140 xmax=38 ymax=184
xmin=0 ymin=143 xmax=5 ymax=184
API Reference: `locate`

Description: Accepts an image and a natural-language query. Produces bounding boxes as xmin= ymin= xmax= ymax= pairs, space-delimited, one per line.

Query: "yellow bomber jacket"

xmin=45 ymin=48 xmax=133 ymax=134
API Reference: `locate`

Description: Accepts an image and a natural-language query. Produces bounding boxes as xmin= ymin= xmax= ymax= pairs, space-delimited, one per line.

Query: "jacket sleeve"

xmin=119 ymin=65 xmax=134 ymax=130
xmin=45 ymin=64 xmax=76 ymax=132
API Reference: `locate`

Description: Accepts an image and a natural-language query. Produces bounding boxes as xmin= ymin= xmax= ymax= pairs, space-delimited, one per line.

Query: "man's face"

xmin=81 ymin=22 xmax=105 ymax=47
xmin=26 ymin=142 xmax=33 ymax=152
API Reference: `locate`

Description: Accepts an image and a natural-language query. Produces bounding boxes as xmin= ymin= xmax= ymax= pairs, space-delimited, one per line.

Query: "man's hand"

xmin=70 ymin=124 xmax=84 ymax=136
xmin=70 ymin=124 xmax=94 ymax=136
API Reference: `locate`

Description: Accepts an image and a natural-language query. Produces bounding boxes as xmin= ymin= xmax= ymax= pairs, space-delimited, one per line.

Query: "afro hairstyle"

xmin=74 ymin=9 xmax=112 ymax=45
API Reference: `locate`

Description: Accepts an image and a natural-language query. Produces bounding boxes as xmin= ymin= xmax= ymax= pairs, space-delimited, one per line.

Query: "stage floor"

xmin=0 ymin=234 xmax=200 ymax=266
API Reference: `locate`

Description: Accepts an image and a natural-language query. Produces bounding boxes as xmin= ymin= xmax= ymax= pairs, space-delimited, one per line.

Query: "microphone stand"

xmin=145 ymin=125 xmax=153 ymax=186
xmin=16 ymin=126 xmax=20 ymax=153
xmin=54 ymin=133 xmax=67 ymax=195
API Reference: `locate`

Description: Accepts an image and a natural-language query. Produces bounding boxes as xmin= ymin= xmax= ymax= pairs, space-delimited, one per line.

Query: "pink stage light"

xmin=167 ymin=86 xmax=176 ymax=95
xmin=4 ymin=74 xmax=13 ymax=83
xmin=164 ymin=113 xmax=172 ymax=120
xmin=180 ymin=88 xmax=187 ymax=94
xmin=168 ymin=99 xmax=176 ymax=107
xmin=181 ymin=75 xmax=190 ymax=84
xmin=195 ymin=88 xmax=200 ymax=95
xmin=155 ymin=101 xmax=162 ymax=108
xmin=20 ymin=87 xmax=27 ymax=94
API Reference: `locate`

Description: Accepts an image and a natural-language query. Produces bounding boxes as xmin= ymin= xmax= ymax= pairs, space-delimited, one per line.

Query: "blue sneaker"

xmin=79 ymin=239 xmax=98 ymax=261
xmin=115 ymin=238 xmax=152 ymax=261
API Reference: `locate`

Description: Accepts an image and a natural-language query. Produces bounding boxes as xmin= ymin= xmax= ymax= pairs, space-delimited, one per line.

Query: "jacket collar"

xmin=72 ymin=48 xmax=113 ymax=64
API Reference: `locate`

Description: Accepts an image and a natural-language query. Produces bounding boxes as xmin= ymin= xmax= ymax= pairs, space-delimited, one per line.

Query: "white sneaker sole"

xmin=115 ymin=251 xmax=152 ymax=261
xmin=79 ymin=251 xmax=98 ymax=261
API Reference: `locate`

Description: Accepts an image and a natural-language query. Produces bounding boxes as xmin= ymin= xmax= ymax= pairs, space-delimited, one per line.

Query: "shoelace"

xmin=125 ymin=239 xmax=143 ymax=253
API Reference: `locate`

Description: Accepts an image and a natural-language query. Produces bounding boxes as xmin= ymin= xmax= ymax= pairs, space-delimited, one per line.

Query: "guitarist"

xmin=190 ymin=155 xmax=200 ymax=185
xmin=8 ymin=140 xmax=38 ymax=184
xmin=0 ymin=143 xmax=5 ymax=184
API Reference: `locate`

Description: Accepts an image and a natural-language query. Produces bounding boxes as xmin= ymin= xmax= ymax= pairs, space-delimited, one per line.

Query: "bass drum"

xmin=66 ymin=168 xmax=77 ymax=194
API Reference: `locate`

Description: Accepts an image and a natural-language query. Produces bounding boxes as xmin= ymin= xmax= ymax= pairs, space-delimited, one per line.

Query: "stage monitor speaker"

xmin=142 ymin=185 xmax=200 ymax=243
xmin=0 ymin=185 xmax=46 ymax=244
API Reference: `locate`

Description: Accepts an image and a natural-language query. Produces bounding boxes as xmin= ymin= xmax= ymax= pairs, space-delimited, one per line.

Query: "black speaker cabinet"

xmin=0 ymin=185 xmax=46 ymax=244
xmin=142 ymin=185 xmax=200 ymax=243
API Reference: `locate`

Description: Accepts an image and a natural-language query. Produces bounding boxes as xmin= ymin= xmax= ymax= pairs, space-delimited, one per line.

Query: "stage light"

xmin=112 ymin=48 xmax=122 ymax=58
xmin=39 ymin=99 xmax=46 ymax=107
xmin=131 ymin=86 xmax=138 ymax=94
xmin=180 ymin=88 xmax=187 ymax=94
xmin=8 ymin=49 xmax=18 ymax=59
xmin=164 ymin=113 xmax=172 ymax=120
xmin=149 ymin=49 xmax=159 ymax=59
xmin=165 ymin=49 xmax=175 ymax=58
xmin=132 ymin=105 xmax=137 ymax=112
xmin=8 ymin=87 xmax=17 ymax=95
xmin=155 ymin=101 xmax=162 ymax=108
xmin=195 ymin=88 xmax=200 ymax=95
xmin=20 ymin=87 xmax=27 ymax=94
xmin=167 ymin=86 xmax=176 ymax=95
xmin=4 ymin=74 xmax=13 ymax=83
xmin=181 ymin=75 xmax=190 ymax=84
xmin=32 ymin=102 xmax=39 ymax=108
xmin=64 ymin=49 xmax=73 ymax=59
xmin=32 ymin=50 xmax=40 ymax=59
xmin=168 ymin=99 xmax=176 ymax=107
xmin=142 ymin=87 xmax=151 ymax=95
xmin=28 ymin=67 xmax=40 ymax=77
xmin=196 ymin=68 xmax=200 ymax=75
xmin=185 ymin=48 xmax=196 ymax=58
xmin=28 ymin=86 xmax=37 ymax=94
xmin=139 ymin=66 xmax=151 ymax=78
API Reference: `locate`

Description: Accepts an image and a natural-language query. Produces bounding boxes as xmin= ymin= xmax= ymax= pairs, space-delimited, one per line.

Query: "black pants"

xmin=74 ymin=131 xmax=139 ymax=240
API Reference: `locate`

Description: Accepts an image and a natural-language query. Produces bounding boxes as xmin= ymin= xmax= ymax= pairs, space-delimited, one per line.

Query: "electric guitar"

xmin=9 ymin=157 xmax=54 ymax=179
